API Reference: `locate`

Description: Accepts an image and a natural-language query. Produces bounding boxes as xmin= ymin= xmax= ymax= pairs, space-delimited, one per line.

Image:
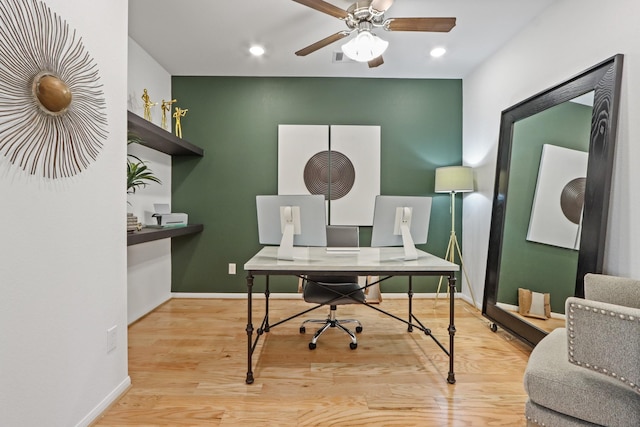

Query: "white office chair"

xmin=299 ymin=225 xmax=365 ymax=350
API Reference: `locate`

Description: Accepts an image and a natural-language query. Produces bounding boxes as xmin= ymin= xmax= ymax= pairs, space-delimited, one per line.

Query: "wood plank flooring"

xmin=93 ymin=297 xmax=533 ymax=426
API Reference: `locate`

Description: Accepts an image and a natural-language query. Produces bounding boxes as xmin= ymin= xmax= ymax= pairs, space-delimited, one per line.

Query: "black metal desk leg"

xmin=407 ymin=276 xmax=413 ymax=332
xmin=246 ymin=273 xmax=255 ymax=384
xmin=264 ymin=276 xmax=270 ymax=332
xmin=447 ymin=273 xmax=456 ymax=384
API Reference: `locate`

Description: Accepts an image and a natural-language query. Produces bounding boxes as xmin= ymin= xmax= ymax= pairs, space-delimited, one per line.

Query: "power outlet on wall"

xmin=228 ymin=263 xmax=236 ymax=275
xmin=107 ymin=325 xmax=117 ymax=353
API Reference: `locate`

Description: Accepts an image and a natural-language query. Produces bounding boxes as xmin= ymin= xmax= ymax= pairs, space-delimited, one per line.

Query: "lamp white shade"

xmin=435 ymin=166 xmax=474 ymax=193
xmin=341 ymin=30 xmax=389 ymax=62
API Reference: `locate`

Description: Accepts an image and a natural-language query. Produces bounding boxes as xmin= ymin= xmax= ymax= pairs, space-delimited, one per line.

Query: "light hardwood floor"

xmin=93 ymin=297 xmax=533 ymax=426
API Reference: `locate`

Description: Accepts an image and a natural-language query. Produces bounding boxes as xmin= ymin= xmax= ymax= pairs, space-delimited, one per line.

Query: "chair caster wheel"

xmin=490 ymin=323 xmax=498 ymax=332
xmin=355 ymin=326 xmax=363 ymax=333
xmin=309 ymin=342 xmax=316 ymax=350
xmin=350 ymin=342 xmax=357 ymax=350
xmin=300 ymin=326 xmax=306 ymax=334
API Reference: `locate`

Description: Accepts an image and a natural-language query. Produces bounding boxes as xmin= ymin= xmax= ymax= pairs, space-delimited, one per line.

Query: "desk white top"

xmin=244 ymin=246 xmax=459 ymax=274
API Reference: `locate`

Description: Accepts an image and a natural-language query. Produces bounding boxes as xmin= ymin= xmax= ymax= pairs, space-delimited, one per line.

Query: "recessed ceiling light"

xmin=430 ymin=47 xmax=447 ymax=58
xmin=249 ymin=45 xmax=265 ymax=56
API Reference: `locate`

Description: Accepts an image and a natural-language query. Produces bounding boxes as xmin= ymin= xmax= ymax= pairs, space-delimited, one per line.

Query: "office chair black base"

xmin=301 ymin=312 xmax=362 ymax=350
xmin=299 ymin=324 xmax=363 ymax=334
xmin=308 ymin=341 xmax=355 ymax=350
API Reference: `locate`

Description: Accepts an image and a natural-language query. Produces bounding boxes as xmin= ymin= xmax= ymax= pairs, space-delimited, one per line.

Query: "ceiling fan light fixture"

xmin=341 ymin=30 xmax=388 ymax=62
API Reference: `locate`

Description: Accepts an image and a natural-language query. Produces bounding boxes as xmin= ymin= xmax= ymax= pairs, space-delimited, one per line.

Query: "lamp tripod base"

xmin=434 ymin=231 xmax=477 ymax=309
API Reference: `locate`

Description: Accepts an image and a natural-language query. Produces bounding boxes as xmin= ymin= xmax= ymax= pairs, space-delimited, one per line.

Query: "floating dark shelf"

xmin=127 ymin=111 xmax=204 ymax=156
xmin=127 ymin=224 xmax=204 ymax=246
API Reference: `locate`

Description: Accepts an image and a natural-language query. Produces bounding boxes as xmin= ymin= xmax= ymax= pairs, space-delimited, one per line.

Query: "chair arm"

xmin=566 ymin=296 xmax=640 ymax=394
xmin=584 ymin=273 xmax=640 ymax=308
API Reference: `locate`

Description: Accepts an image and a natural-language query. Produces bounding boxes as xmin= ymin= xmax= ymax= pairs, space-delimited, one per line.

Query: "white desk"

xmin=244 ymin=247 xmax=459 ymax=384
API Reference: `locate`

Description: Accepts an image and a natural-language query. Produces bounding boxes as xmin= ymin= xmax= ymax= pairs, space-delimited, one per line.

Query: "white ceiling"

xmin=128 ymin=0 xmax=558 ymax=79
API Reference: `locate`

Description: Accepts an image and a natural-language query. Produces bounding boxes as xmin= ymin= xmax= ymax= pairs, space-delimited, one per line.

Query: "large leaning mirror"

xmin=482 ymin=55 xmax=624 ymax=346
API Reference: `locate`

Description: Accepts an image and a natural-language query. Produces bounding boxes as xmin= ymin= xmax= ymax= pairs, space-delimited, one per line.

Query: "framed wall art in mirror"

xmin=482 ymin=55 xmax=624 ymax=346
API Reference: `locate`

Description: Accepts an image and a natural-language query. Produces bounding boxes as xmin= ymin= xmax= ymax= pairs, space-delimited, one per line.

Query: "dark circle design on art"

xmin=560 ymin=177 xmax=586 ymax=224
xmin=303 ymin=150 xmax=355 ymax=200
xmin=0 ymin=0 xmax=108 ymax=179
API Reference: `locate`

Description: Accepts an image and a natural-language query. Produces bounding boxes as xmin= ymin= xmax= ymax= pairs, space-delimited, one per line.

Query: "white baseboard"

xmin=76 ymin=376 xmax=131 ymax=427
xmin=171 ymin=292 xmax=466 ymax=300
xmin=455 ymin=292 xmax=479 ymax=309
xmin=128 ymin=295 xmax=172 ymax=325
xmin=171 ymin=292 xmax=301 ymax=299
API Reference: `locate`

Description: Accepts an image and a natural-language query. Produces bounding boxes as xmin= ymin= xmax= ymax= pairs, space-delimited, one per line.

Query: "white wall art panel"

xmin=278 ymin=124 xmax=380 ymax=226
xmin=278 ymin=125 xmax=328 ymax=195
xmin=330 ymin=125 xmax=380 ymax=225
xmin=527 ymin=144 xmax=588 ymax=250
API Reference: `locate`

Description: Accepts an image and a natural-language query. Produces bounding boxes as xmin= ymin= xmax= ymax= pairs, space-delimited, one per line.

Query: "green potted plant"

xmin=127 ymin=132 xmax=161 ymax=232
xmin=127 ymin=132 xmax=161 ymax=194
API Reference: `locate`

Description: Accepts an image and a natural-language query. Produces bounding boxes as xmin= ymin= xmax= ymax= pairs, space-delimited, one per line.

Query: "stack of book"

xmin=127 ymin=213 xmax=141 ymax=233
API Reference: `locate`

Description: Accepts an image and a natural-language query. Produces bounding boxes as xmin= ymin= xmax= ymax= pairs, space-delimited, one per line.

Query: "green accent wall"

xmin=497 ymin=100 xmax=593 ymax=313
xmin=170 ymin=77 xmax=462 ymax=293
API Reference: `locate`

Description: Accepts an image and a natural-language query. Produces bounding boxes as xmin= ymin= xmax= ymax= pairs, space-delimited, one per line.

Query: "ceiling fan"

xmin=292 ymin=0 xmax=456 ymax=68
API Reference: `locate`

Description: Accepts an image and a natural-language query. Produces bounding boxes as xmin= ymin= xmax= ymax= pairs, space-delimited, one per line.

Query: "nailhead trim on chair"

xmin=526 ymin=415 xmax=545 ymax=426
xmin=567 ymin=302 xmax=640 ymax=393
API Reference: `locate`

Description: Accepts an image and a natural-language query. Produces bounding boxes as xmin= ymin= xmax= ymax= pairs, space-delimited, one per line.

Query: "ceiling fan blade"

xmin=295 ymin=31 xmax=350 ymax=56
xmin=368 ymin=56 xmax=384 ymax=68
xmin=370 ymin=0 xmax=394 ymax=13
xmin=291 ymin=0 xmax=349 ymax=19
xmin=386 ymin=17 xmax=456 ymax=32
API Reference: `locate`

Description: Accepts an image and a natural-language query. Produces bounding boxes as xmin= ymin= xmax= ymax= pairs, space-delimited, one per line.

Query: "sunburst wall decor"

xmin=0 ymin=0 xmax=107 ymax=179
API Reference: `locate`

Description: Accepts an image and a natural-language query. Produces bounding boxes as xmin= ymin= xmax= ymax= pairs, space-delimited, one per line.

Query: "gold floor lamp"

xmin=434 ymin=165 xmax=478 ymax=308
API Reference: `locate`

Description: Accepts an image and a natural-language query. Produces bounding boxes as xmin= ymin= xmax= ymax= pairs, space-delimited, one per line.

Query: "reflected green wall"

xmin=170 ymin=77 xmax=462 ymax=293
xmin=497 ymin=101 xmax=592 ymax=312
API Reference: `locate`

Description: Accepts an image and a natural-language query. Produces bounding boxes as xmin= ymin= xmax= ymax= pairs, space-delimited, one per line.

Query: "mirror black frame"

xmin=482 ymin=55 xmax=624 ymax=346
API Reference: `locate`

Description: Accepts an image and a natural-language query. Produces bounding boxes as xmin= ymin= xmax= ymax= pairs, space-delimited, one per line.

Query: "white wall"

xmin=127 ymin=37 xmax=174 ymax=324
xmin=462 ymin=0 xmax=640 ymax=305
xmin=127 ymin=37 xmax=172 ymax=227
xmin=0 ymin=1 xmax=129 ymax=426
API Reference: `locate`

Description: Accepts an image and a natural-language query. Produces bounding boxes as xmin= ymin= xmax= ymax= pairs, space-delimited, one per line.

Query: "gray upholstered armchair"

xmin=524 ymin=273 xmax=640 ymax=426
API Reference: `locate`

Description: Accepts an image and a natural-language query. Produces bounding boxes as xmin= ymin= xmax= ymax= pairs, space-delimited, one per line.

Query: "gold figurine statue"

xmin=173 ymin=107 xmax=188 ymax=139
xmin=141 ymin=88 xmax=157 ymax=121
xmin=161 ymin=99 xmax=177 ymax=130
